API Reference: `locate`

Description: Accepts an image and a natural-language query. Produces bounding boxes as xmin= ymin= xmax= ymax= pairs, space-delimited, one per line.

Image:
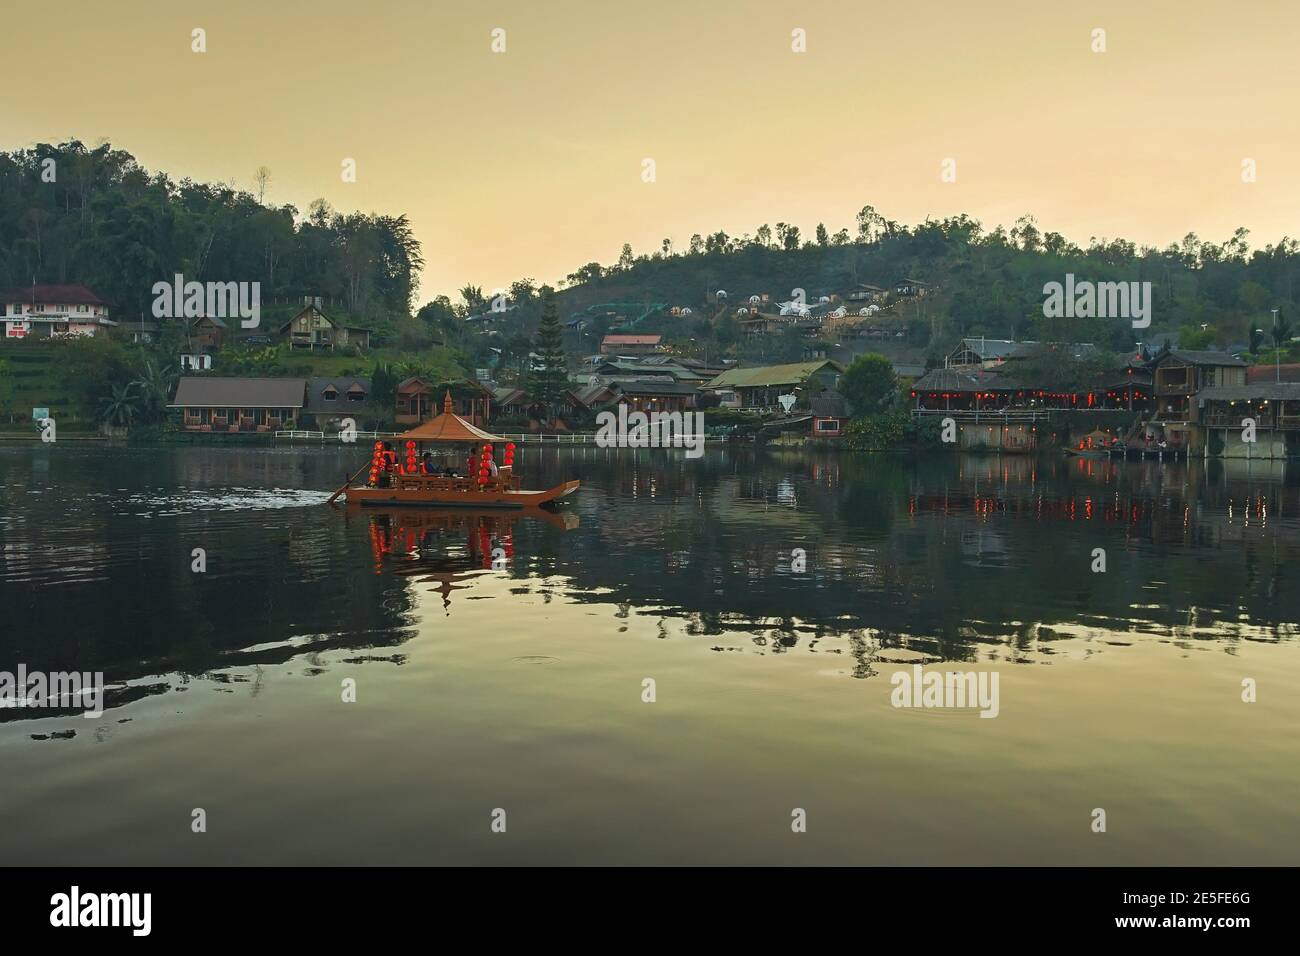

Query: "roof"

xmin=0 ymin=283 xmax=104 ymax=305
xmin=492 ymin=386 xmax=528 ymax=405
xmin=811 ymin=395 xmax=848 ymax=418
xmin=1198 ymin=384 xmax=1300 ymax=403
xmin=911 ymin=368 xmax=997 ymax=393
xmin=169 ymin=377 xmax=306 ymax=408
xmin=596 ymin=358 xmax=703 ymax=381
xmin=955 ymin=338 xmax=1099 ymax=362
xmin=1247 ymin=364 xmax=1300 ymax=383
xmin=614 ymin=379 xmax=699 ymax=397
xmin=304 ymin=377 xmax=372 ymax=415
xmin=601 ymin=334 xmax=661 ymax=346
xmin=194 ymin=315 xmax=228 ymax=328
xmin=277 ymin=304 xmax=370 ymax=334
xmin=573 ymin=382 xmax=618 ymax=407
xmin=891 ymin=363 xmax=928 ymax=378
xmin=1156 ymin=350 xmax=1247 ymax=368
xmin=397 ymin=392 xmax=502 ymax=443
xmin=704 ymin=360 xmax=843 ymax=390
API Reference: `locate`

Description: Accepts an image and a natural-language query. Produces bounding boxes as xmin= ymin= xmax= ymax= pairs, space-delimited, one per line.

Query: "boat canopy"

xmin=397 ymin=391 xmax=503 ymax=443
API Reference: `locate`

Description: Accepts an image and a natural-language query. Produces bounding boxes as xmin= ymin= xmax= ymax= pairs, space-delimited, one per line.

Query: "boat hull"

xmin=344 ymin=479 xmax=580 ymax=509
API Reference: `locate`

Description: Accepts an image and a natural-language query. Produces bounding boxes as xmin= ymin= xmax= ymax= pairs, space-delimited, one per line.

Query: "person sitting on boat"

xmin=420 ymin=452 xmax=437 ymax=475
xmin=487 ymin=457 xmax=499 ymax=478
xmin=382 ymin=443 xmax=398 ymax=472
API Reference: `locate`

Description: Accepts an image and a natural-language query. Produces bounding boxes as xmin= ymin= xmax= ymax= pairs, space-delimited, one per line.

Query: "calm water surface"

xmin=1 ymin=443 xmax=1297 ymax=864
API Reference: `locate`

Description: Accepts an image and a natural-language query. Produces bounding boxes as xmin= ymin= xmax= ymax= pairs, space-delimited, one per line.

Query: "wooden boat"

xmin=345 ymin=477 xmax=579 ymax=509
xmin=335 ymin=392 xmax=580 ymax=510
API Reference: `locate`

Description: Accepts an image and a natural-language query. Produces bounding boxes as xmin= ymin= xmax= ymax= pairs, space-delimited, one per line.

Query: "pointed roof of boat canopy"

xmin=397 ymin=391 xmax=502 ymax=443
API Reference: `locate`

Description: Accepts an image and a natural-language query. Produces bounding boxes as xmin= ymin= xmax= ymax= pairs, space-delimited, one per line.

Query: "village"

xmin=3 ymin=280 xmax=1300 ymax=459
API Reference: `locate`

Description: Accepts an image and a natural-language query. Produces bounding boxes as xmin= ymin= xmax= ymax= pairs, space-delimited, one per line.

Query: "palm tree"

xmin=131 ymin=360 xmax=177 ymax=423
xmin=100 ymin=383 xmax=140 ymax=427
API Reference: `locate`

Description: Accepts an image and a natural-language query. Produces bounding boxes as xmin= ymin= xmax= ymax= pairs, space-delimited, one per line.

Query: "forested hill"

xmin=0 ymin=140 xmax=422 ymax=322
xmin=3 ymin=140 xmax=1298 ymax=368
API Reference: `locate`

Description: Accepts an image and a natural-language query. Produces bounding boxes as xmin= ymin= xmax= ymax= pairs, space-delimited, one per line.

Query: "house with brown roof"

xmin=302 ymin=377 xmax=375 ymax=430
xmin=278 ymin=303 xmax=371 ymax=351
xmin=397 ymin=377 xmax=493 ymax=426
xmin=1 ymin=284 xmax=114 ymax=339
xmin=1146 ymin=350 xmax=1247 ymax=424
xmin=600 ymin=333 xmax=662 ymax=356
xmin=168 ymin=377 xmax=306 ymax=433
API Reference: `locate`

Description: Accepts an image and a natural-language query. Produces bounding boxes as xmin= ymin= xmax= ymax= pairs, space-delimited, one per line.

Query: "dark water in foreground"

xmin=0 ymin=443 xmax=1297 ymax=864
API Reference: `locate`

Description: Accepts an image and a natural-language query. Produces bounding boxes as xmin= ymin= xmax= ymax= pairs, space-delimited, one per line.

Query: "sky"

xmin=4 ymin=0 xmax=1300 ymax=302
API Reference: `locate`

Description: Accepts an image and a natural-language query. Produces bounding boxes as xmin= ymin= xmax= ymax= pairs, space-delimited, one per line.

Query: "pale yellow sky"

xmin=4 ymin=0 xmax=1299 ymax=300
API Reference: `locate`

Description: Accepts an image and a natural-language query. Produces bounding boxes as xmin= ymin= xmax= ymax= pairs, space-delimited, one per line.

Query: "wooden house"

xmin=278 ymin=304 xmax=372 ymax=351
xmin=397 ymin=377 xmax=492 ymax=426
xmin=168 ymin=377 xmax=305 ymax=432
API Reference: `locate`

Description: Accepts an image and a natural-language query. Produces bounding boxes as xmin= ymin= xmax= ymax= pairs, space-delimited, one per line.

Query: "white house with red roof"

xmin=1 ymin=284 xmax=114 ymax=340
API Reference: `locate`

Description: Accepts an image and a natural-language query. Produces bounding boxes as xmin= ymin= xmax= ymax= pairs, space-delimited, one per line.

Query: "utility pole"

xmin=1271 ymin=308 xmax=1282 ymax=383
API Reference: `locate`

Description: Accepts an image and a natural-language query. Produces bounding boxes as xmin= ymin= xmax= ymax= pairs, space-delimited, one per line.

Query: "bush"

xmin=844 ymin=411 xmax=909 ymax=450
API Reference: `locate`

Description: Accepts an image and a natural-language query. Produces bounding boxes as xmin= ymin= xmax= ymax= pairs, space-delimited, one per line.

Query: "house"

xmin=396 ymin=377 xmax=492 ymax=426
xmin=810 ymin=394 xmax=848 ymax=438
xmin=701 ymin=360 xmax=844 ymax=413
xmin=841 ymin=283 xmax=889 ymax=304
xmin=894 ymin=278 xmax=930 ymax=298
xmin=1 ymin=284 xmax=114 ymax=339
xmin=491 ymin=385 xmax=594 ymax=421
xmin=168 ymin=377 xmax=305 ymax=433
xmin=909 ymin=365 xmax=1151 ymax=414
xmin=1196 ymin=383 xmax=1300 ymax=458
xmin=117 ymin=319 xmax=161 ymax=344
xmin=608 ymin=379 xmax=698 ymax=412
xmin=1246 ymin=363 xmax=1300 ymax=384
xmin=302 ymin=377 xmax=374 ymax=430
xmin=180 ymin=353 xmax=213 ymax=372
xmin=600 ymin=333 xmax=662 ymax=356
xmin=278 ymin=303 xmax=372 ymax=351
xmin=949 ymin=338 xmax=1100 ymax=370
xmin=1147 ymin=350 xmax=1247 ymax=424
xmin=190 ymin=315 xmax=227 ymax=352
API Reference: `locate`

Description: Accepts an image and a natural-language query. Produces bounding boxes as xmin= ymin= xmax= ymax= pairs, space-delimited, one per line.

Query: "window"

xmin=322 ymin=388 xmax=338 ymax=401
xmin=816 ymin=419 xmax=840 ymax=432
xmin=347 ymin=390 xmax=365 ymax=402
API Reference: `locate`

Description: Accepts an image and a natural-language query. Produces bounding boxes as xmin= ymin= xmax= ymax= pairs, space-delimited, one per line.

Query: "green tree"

xmin=99 ymin=382 xmax=140 ymax=426
xmin=131 ymin=359 xmax=177 ymax=423
xmin=529 ymin=288 xmax=568 ymax=413
xmin=838 ymin=353 xmax=897 ymax=415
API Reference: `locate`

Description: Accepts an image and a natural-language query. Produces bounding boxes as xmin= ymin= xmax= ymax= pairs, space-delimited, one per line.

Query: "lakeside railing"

xmin=273 ymin=430 xmax=726 ymax=444
xmin=910 ymin=408 xmax=1137 ymax=424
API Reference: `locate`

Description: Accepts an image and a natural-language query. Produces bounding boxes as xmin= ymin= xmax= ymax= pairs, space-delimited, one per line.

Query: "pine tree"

xmin=529 ymin=287 xmax=568 ymax=412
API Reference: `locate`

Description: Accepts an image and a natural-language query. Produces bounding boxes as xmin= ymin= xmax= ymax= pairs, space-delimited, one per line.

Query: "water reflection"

xmin=1 ymin=444 xmax=1298 ymax=722
xmin=360 ymin=507 xmax=579 ymax=610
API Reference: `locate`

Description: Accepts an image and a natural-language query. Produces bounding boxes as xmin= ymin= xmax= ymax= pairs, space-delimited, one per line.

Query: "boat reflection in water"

xmin=356 ymin=506 xmax=579 ymax=609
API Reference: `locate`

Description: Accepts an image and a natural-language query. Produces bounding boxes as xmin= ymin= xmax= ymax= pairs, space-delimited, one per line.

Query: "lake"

xmin=1 ymin=442 xmax=1297 ymax=864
